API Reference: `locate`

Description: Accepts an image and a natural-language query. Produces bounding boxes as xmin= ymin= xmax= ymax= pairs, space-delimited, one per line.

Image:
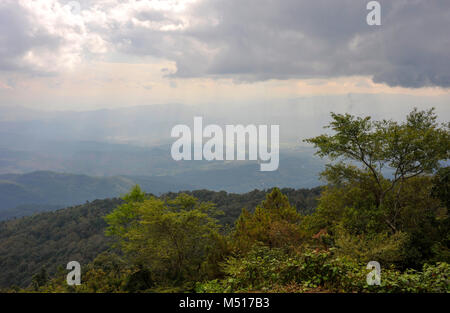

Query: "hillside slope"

xmin=0 ymin=187 xmax=321 ymax=288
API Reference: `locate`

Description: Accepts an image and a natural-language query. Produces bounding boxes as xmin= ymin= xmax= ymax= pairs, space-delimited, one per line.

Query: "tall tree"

xmin=305 ymin=108 xmax=449 ymax=232
xmin=234 ymin=188 xmax=303 ymax=251
xmin=105 ymin=188 xmax=223 ymax=286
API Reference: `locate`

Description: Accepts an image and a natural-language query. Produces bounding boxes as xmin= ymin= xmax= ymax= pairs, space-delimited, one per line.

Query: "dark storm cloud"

xmin=124 ymin=0 xmax=442 ymax=88
xmin=99 ymin=0 xmax=450 ymax=88
xmin=166 ymin=0 xmax=450 ymax=88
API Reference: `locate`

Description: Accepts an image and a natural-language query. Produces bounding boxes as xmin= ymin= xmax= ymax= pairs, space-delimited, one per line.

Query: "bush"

xmin=196 ymin=245 xmax=450 ymax=293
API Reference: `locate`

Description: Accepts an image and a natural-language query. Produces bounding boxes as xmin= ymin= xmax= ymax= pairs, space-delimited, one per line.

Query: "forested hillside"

xmin=1 ymin=109 xmax=448 ymax=293
xmin=0 ymin=187 xmax=321 ymax=288
xmin=2 ymin=108 xmax=444 ymax=294
xmin=0 ymin=198 xmax=122 ymax=288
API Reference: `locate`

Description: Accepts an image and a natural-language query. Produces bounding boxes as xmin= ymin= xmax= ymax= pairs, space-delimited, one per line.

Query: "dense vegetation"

xmin=0 ymin=198 xmax=121 ymax=288
xmin=0 ymin=187 xmax=320 ymax=288
xmin=2 ymin=108 xmax=449 ymax=293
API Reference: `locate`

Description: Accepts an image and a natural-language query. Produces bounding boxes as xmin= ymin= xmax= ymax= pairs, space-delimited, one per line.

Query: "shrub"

xmin=197 ymin=244 xmax=450 ymax=293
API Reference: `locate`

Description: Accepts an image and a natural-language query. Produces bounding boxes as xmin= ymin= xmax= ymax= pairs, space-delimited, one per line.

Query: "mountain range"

xmin=0 ymin=103 xmax=328 ymax=220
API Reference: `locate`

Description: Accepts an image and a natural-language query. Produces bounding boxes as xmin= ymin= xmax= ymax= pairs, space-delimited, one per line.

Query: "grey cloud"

xmin=175 ymin=0 xmax=450 ymax=87
xmin=113 ymin=0 xmax=449 ymax=88
xmin=0 ymin=2 xmax=59 ymax=73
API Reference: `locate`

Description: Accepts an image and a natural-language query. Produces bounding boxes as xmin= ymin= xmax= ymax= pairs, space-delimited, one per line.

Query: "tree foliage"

xmin=305 ymin=108 xmax=449 ymax=230
xmin=303 ymin=108 xmax=449 ymax=268
xmin=105 ymin=191 xmax=224 ymax=287
xmin=233 ymin=188 xmax=303 ymax=252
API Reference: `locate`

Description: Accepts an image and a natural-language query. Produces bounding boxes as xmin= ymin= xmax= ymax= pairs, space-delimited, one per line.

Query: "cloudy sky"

xmin=0 ymin=0 xmax=449 ymax=115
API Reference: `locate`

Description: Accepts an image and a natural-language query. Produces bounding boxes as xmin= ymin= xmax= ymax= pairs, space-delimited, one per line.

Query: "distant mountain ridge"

xmin=0 ymin=171 xmax=194 ymax=220
xmin=0 ymin=148 xmax=325 ymax=220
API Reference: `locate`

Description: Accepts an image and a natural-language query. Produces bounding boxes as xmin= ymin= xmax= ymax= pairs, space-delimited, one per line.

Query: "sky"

xmin=0 ymin=0 xmax=449 ymax=116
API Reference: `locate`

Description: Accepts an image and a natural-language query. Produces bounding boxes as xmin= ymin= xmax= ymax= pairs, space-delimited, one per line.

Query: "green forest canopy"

xmin=0 ymin=187 xmax=320 ymax=288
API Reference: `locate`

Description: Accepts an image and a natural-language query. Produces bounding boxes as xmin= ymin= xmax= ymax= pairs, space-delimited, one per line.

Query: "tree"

xmin=105 ymin=185 xmax=147 ymax=242
xmin=234 ymin=188 xmax=303 ymax=251
xmin=432 ymin=166 xmax=450 ymax=209
xmin=105 ymin=187 xmax=223 ymax=287
xmin=31 ymin=268 xmax=48 ymax=291
xmin=305 ymin=108 xmax=449 ymax=232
